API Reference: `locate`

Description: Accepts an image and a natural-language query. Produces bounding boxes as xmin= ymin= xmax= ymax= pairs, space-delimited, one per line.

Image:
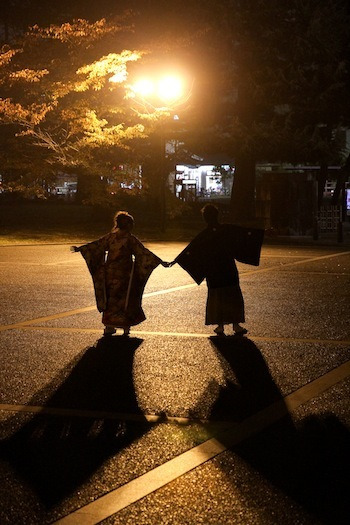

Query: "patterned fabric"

xmin=79 ymin=230 xmax=161 ymax=327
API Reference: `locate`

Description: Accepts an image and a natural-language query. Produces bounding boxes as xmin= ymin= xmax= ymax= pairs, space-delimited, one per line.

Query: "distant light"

xmin=173 ymin=114 xmax=180 ymax=120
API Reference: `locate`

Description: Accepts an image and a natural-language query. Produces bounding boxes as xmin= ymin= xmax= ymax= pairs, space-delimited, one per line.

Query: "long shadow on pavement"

xmin=0 ymin=336 xmax=151 ymax=509
xmin=209 ymin=335 xmax=283 ymax=421
xmin=209 ymin=336 xmax=349 ymax=524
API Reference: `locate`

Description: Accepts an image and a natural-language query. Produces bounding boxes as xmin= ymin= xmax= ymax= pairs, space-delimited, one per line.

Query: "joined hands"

xmin=161 ymin=261 xmax=175 ymax=267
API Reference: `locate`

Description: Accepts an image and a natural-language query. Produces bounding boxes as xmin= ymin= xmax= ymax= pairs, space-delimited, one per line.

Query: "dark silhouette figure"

xmin=172 ymin=204 xmax=263 ymax=336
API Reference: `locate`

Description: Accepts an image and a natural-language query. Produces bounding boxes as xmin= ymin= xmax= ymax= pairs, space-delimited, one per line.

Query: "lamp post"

xmin=129 ymin=74 xmax=187 ymax=232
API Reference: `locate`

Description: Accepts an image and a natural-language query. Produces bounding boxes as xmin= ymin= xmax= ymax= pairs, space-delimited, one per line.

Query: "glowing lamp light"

xmin=157 ymin=76 xmax=183 ymax=102
xmin=130 ymin=75 xmax=184 ymax=104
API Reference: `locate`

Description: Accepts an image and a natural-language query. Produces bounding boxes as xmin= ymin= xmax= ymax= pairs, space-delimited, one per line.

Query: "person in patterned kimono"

xmin=71 ymin=211 xmax=169 ymax=336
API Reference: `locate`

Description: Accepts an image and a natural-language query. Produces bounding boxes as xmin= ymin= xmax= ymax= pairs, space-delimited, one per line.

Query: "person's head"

xmin=201 ymin=204 xmax=219 ymax=225
xmin=114 ymin=211 xmax=134 ymax=231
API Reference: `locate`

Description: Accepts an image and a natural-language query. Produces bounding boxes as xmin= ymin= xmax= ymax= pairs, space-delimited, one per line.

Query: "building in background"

xmin=170 ymin=153 xmax=235 ymax=201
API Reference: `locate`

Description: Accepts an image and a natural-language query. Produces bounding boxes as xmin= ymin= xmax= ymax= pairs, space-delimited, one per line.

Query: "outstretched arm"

xmin=70 ymin=234 xmax=110 ymax=254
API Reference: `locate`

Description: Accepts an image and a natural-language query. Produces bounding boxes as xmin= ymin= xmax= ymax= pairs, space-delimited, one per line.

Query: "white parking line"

xmin=0 ymin=402 xmax=226 ymax=427
xmin=239 ymin=250 xmax=350 ymax=276
xmin=53 ymin=360 xmax=350 ymax=525
xmin=0 ymin=306 xmax=95 ymax=332
xmin=8 ymin=324 xmax=350 ymax=346
xmin=0 ymin=284 xmax=197 ymax=332
xmin=1 ymin=250 xmax=349 ymax=333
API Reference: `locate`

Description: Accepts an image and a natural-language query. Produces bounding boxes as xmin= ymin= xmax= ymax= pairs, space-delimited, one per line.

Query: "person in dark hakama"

xmin=71 ymin=211 xmax=169 ymax=336
xmin=172 ymin=204 xmax=249 ymax=336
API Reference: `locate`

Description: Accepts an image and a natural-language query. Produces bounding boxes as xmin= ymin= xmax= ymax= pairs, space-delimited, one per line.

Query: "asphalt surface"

xmin=0 ymin=240 xmax=349 ymax=524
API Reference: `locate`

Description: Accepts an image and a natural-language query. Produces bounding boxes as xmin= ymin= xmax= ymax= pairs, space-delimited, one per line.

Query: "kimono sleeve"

xmin=131 ymin=235 xmax=162 ymax=292
xmin=226 ymin=225 xmax=264 ymax=266
xmin=79 ymin=235 xmax=109 ymax=312
xmin=174 ymin=230 xmax=209 ymax=284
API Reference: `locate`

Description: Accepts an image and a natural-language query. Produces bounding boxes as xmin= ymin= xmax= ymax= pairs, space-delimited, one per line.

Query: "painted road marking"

xmin=0 ymin=403 xmax=226 ymax=427
xmin=3 ymin=351 xmax=350 ymax=424
xmin=239 ymin=250 xmax=350 ymax=276
xmin=0 ymin=260 xmax=81 ymax=266
xmin=0 ymin=284 xmax=197 ymax=332
xmin=0 ymin=254 xmax=316 ymax=265
xmin=6 ymin=324 xmax=350 ymax=346
xmin=0 ymin=306 xmax=96 ymax=332
xmin=1 ymin=250 xmax=348 ymax=333
xmin=268 ymin=270 xmax=350 ymax=276
xmin=53 ymin=360 xmax=350 ymax=525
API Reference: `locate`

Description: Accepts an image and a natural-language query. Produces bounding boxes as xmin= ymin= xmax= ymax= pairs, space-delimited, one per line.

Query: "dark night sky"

xmin=1 ymin=0 xmax=197 ymax=30
xmin=1 ymin=0 xmax=203 ymax=71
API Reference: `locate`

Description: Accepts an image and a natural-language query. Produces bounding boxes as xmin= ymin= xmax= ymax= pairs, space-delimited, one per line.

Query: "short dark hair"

xmin=114 ymin=211 xmax=134 ymax=230
xmin=201 ymin=204 xmax=219 ymax=224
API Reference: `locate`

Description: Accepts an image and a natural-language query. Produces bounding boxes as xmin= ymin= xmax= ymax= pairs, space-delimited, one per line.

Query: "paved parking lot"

xmin=0 ymin=241 xmax=349 ymax=524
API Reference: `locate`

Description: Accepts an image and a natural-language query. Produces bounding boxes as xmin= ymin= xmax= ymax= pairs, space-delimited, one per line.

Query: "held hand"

xmin=162 ymin=261 xmax=175 ymax=267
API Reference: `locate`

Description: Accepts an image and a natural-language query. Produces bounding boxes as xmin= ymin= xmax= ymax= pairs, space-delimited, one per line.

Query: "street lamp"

xmin=131 ymin=75 xmax=184 ymax=104
xmin=109 ymin=68 xmax=190 ymax=231
xmin=128 ymin=73 xmax=189 ymax=231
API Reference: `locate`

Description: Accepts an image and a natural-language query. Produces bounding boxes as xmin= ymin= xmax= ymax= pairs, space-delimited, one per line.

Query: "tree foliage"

xmin=0 ymin=14 xmax=171 ymax=198
xmin=1 ymin=1 xmax=349 ymax=214
xmin=189 ymin=0 xmax=350 ymax=158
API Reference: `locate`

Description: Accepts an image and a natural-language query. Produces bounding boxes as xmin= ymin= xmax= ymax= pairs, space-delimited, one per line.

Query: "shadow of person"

xmin=232 ymin=411 xmax=350 ymax=524
xmin=209 ymin=335 xmax=285 ymax=421
xmin=0 ymin=336 xmax=150 ymax=508
xmin=208 ymin=336 xmax=350 ymax=524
